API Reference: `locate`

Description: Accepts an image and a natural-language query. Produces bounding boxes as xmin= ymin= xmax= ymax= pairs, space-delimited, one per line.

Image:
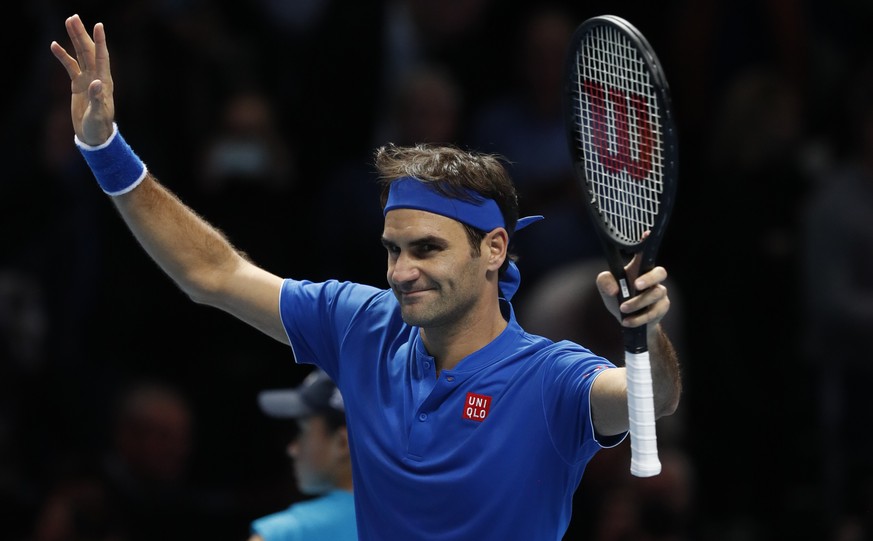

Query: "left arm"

xmin=590 ymin=264 xmax=682 ymax=436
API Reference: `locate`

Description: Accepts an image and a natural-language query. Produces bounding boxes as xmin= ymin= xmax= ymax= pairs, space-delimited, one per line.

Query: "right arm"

xmin=50 ymin=14 xmax=288 ymax=343
xmin=590 ymin=262 xmax=681 ymax=436
xmin=114 ymin=173 xmax=288 ymax=342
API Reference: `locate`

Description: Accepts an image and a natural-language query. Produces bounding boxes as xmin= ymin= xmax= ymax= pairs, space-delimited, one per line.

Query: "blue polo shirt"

xmin=279 ymin=279 xmax=624 ymax=541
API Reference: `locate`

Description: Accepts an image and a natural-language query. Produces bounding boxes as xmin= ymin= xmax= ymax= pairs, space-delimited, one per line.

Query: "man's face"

xmin=382 ymin=209 xmax=490 ymax=329
xmin=288 ymin=415 xmax=343 ymax=495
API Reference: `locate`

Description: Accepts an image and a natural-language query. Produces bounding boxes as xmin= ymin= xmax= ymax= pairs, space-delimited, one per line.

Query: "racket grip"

xmin=625 ymin=350 xmax=661 ymax=477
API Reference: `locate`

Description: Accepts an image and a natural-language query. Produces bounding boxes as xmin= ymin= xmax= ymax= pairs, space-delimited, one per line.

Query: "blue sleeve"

xmin=541 ymin=341 xmax=626 ymax=464
xmin=251 ymin=507 xmax=300 ymax=541
xmin=278 ymin=279 xmax=385 ymax=379
xmin=251 ymin=492 xmax=357 ymax=541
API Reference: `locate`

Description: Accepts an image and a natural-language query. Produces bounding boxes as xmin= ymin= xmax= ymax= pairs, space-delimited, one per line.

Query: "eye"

xmin=412 ymin=243 xmax=444 ymax=257
xmin=382 ymin=241 xmax=400 ymax=255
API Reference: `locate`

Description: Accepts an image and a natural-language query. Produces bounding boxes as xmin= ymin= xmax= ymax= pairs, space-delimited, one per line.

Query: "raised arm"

xmin=50 ymin=15 xmax=288 ymax=344
xmin=589 ymin=261 xmax=682 ymax=436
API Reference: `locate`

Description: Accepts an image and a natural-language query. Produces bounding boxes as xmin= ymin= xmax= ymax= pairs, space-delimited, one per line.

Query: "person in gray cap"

xmin=248 ymin=369 xmax=357 ymax=541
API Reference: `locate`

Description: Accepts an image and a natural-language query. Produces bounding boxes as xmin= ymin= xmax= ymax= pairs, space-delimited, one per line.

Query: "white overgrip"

xmin=625 ymin=350 xmax=661 ymax=477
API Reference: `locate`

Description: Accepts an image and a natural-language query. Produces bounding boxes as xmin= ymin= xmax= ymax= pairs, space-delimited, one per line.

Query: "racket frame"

xmin=562 ymin=14 xmax=679 ymax=477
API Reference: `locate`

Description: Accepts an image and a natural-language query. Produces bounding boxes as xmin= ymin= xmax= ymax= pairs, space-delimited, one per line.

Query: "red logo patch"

xmin=463 ymin=392 xmax=492 ymax=422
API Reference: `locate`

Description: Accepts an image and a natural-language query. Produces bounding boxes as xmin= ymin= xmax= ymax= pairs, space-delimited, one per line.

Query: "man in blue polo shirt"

xmin=52 ymin=14 xmax=681 ymax=541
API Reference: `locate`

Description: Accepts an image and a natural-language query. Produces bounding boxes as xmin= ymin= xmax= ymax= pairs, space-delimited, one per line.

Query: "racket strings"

xmin=573 ymin=24 xmax=665 ymax=244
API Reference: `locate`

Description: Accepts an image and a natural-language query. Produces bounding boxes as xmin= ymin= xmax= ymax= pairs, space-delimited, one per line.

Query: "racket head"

xmin=563 ymin=15 xmax=678 ymax=262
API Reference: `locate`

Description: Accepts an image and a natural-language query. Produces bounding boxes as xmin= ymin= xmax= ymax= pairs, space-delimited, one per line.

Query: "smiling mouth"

xmin=397 ymin=288 xmax=434 ymax=301
xmin=401 ymin=290 xmax=429 ymax=298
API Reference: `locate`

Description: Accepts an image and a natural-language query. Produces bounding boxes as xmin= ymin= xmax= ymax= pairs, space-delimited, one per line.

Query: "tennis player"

xmin=51 ymin=14 xmax=681 ymax=541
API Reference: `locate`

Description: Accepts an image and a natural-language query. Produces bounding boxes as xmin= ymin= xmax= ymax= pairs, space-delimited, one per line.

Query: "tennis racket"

xmin=562 ymin=15 xmax=678 ymax=477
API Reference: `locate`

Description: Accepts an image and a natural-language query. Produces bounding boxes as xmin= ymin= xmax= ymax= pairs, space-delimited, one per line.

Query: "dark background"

xmin=3 ymin=0 xmax=873 ymax=539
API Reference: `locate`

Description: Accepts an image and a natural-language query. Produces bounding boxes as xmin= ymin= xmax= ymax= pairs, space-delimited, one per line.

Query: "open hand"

xmin=50 ymin=14 xmax=115 ymax=145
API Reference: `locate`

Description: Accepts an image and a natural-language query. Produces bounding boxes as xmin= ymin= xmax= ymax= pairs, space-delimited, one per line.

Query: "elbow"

xmin=184 ymin=282 xmax=216 ymax=306
xmin=177 ymin=251 xmax=247 ymax=306
xmin=657 ymin=398 xmax=680 ymax=419
xmin=656 ymin=383 xmax=682 ymax=419
xmin=177 ymin=267 xmax=228 ymax=307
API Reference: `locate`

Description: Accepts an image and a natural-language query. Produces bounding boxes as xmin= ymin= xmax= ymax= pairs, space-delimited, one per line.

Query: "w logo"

xmin=582 ymin=80 xmax=654 ymax=181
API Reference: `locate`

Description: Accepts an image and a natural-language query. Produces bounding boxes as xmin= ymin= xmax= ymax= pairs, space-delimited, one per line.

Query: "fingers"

xmin=65 ymin=14 xmax=95 ymax=73
xmin=93 ymin=22 xmax=111 ymax=80
xmin=597 ymin=265 xmax=667 ymax=301
xmin=596 ymin=264 xmax=671 ymax=328
xmin=632 ymin=265 xmax=667 ymax=292
xmin=619 ymin=284 xmax=669 ymax=325
xmin=618 ymin=266 xmax=670 ymax=327
xmin=49 ymin=41 xmax=79 ymax=78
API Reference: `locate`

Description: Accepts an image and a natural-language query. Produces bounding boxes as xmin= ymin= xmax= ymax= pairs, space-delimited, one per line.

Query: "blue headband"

xmin=383 ymin=176 xmax=543 ymax=300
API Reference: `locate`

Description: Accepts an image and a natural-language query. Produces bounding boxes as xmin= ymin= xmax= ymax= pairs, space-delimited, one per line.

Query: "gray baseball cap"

xmin=258 ymin=369 xmax=344 ymax=419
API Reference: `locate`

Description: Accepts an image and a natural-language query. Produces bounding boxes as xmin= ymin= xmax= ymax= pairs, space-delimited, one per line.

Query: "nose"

xmin=389 ymin=252 xmax=420 ymax=285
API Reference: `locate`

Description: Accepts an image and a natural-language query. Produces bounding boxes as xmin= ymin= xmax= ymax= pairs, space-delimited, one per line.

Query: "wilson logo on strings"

xmin=582 ymin=80 xmax=653 ymax=180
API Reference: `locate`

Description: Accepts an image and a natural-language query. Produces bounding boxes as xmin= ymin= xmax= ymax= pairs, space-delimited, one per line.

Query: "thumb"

xmin=82 ymin=79 xmax=113 ymax=145
xmin=596 ymin=270 xmax=622 ymax=322
xmin=596 ymin=270 xmax=618 ymax=297
xmin=88 ymin=79 xmax=104 ymax=103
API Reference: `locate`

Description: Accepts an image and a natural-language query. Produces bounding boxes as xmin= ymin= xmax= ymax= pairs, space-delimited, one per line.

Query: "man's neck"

xmin=420 ymin=300 xmax=508 ymax=374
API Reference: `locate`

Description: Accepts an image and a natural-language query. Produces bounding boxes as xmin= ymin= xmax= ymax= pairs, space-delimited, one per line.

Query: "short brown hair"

xmin=375 ymin=144 xmax=520 ymax=271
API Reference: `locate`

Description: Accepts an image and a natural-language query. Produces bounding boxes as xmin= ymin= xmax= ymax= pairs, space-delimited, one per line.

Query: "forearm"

xmin=647 ymin=323 xmax=681 ymax=418
xmin=112 ymin=173 xmax=247 ymax=304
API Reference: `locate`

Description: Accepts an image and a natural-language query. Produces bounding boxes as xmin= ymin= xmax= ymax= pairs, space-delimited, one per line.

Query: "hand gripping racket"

xmin=563 ymin=15 xmax=678 ymax=477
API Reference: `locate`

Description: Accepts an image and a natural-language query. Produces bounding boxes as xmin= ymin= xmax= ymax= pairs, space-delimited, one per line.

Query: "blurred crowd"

xmin=3 ymin=0 xmax=873 ymax=539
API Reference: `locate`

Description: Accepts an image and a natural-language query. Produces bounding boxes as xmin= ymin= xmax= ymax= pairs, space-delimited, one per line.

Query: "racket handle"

xmin=625 ymin=350 xmax=661 ymax=477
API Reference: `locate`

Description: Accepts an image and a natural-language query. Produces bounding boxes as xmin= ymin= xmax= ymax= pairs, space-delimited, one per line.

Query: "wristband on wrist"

xmin=75 ymin=123 xmax=148 ymax=196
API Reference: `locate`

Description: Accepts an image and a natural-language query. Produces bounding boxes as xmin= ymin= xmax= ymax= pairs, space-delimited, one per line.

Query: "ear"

xmin=332 ymin=426 xmax=350 ymax=458
xmin=485 ymin=228 xmax=509 ymax=272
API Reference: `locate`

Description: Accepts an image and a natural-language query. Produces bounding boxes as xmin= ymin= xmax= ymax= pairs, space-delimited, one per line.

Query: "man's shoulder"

xmin=250 ymin=492 xmax=357 ymax=540
xmin=514 ymin=331 xmax=611 ymax=372
xmin=281 ymin=278 xmax=397 ymax=314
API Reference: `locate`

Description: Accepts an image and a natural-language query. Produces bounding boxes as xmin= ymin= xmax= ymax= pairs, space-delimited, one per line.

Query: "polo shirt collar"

xmin=413 ymin=299 xmax=523 ymax=376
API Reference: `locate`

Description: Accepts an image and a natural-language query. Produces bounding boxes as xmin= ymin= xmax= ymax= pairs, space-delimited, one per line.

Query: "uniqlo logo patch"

xmin=463 ymin=392 xmax=492 ymax=422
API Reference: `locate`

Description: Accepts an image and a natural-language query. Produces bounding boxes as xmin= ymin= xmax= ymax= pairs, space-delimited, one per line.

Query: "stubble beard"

xmin=398 ymin=287 xmax=477 ymax=331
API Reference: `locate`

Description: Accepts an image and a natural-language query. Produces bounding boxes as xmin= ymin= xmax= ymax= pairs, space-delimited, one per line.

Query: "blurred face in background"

xmin=287 ymin=415 xmax=349 ymax=495
xmin=116 ymin=384 xmax=193 ymax=484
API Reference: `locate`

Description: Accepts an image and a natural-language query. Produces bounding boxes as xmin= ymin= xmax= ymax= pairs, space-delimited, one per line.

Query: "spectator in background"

xmin=98 ymin=379 xmax=235 ymax=541
xmin=249 ymin=369 xmax=356 ymax=541
xmin=197 ymin=86 xmax=297 ymax=196
xmin=801 ymin=62 xmax=873 ymax=540
xmin=30 ymin=467 xmax=124 ymax=541
xmin=193 ymin=85 xmax=300 ymax=275
xmin=469 ymin=5 xmax=600 ymax=297
xmin=704 ymin=66 xmax=815 ymax=536
xmin=3 ymin=89 xmax=108 ymax=539
xmin=377 ymin=0 xmax=497 ymax=121
xmin=588 ymin=447 xmax=695 ymax=541
xmin=312 ymin=64 xmax=464 ymax=286
xmin=27 ymin=379 xmax=241 ymax=541
xmin=373 ymin=64 xmax=464 ymax=150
